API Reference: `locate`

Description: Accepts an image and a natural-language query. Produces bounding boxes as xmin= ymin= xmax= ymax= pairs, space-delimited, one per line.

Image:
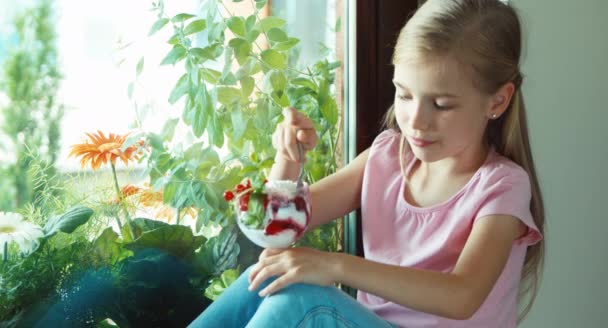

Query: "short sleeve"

xmin=366 ymin=129 xmax=404 ymax=166
xmin=370 ymin=129 xmax=401 ymax=151
xmin=475 ymin=168 xmax=543 ymax=246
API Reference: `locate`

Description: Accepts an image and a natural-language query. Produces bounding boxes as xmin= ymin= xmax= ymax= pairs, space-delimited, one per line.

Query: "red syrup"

xmin=264 ymin=218 xmax=306 ymax=237
xmin=263 ymin=196 xmax=310 ymax=238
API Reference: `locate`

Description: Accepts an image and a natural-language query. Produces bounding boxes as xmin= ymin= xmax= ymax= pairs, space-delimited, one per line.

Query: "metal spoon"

xmin=296 ymin=142 xmax=305 ymax=190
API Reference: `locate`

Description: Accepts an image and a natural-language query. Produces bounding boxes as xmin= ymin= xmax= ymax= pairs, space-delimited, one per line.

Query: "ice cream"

xmin=227 ymin=179 xmax=311 ymax=248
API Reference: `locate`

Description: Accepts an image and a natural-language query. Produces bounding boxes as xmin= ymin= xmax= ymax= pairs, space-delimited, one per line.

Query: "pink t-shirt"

xmin=357 ymin=129 xmax=542 ymax=328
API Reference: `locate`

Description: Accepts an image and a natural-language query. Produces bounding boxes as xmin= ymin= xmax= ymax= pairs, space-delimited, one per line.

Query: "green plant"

xmin=0 ymin=0 xmax=64 ymax=211
xmin=0 ymin=0 xmax=344 ymax=325
xmin=134 ymin=0 xmax=342 ymax=259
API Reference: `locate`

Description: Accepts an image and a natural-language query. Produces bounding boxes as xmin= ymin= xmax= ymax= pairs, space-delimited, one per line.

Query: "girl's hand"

xmin=248 ymin=247 xmax=337 ymax=296
xmin=272 ymin=107 xmax=318 ymax=163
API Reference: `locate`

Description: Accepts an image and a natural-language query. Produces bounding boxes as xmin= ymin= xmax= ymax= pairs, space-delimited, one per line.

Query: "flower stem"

xmin=176 ymin=207 xmax=181 ymax=225
xmin=111 ymin=163 xmax=122 ymax=202
xmin=111 ymin=163 xmax=135 ymax=240
xmin=3 ymin=242 xmax=7 ymax=263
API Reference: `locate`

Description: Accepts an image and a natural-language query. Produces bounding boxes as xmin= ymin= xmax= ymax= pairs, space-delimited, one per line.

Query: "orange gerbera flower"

xmin=120 ymin=185 xmax=143 ymax=198
xmin=154 ymin=205 xmax=198 ymax=223
xmin=69 ymin=131 xmax=142 ymax=170
xmin=138 ymin=187 xmax=163 ymax=207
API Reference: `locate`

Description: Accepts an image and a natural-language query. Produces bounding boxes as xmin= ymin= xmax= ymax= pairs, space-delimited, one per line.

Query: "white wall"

xmin=512 ymin=0 xmax=608 ymax=326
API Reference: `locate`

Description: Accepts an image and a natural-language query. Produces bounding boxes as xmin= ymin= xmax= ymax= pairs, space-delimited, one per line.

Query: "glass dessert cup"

xmin=234 ymin=180 xmax=311 ymax=249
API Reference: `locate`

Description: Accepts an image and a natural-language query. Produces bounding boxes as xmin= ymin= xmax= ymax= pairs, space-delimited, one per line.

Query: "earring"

xmin=492 ymin=114 xmax=497 ymax=119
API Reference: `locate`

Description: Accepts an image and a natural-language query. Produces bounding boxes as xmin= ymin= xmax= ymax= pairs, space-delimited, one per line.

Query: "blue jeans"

xmin=188 ymin=266 xmax=397 ymax=328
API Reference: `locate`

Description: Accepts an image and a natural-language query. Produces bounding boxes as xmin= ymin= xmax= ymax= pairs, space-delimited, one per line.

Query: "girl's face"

xmin=393 ymin=56 xmax=497 ymax=163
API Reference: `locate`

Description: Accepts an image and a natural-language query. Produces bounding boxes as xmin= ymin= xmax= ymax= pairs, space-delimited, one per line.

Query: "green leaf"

xmin=121 ymin=131 xmax=145 ymax=152
xmin=204 ymin=268 xmax=240 ymax=301
xmin=172 ymin=13 xmax=196 ymax=23
xmin=240 ymin=76 xmax=255 ymax=98
xmin=228 ymin=38 xmax=251 ymax=65
xmin=287 ymin=86 xmax=315 ymax=107
xmin=201 ymin=68 xmax=222 ymax=84
xmin=273 ymin=38 xmax=300 ymax=51
xmin=149 ymin=18 xmax=169 ymax=36
xmin=231 ymin=106 xmax=247 ymax=141
xmin=266 ymin=28 xmax=287 ymax=42
xmin=136 ymin=57 xmax=144 ymax=76
xmin=226 ymin=17 xmax=247 ymax=37
xmin=184 ymin=19 xmax=207 ymax=36
xmin=291 ymin=77 xmax=317 ymax=91
xmin=335 ymin=16 xmax=342 ymax=33
xmin=93 ymin=227 xmax=131 ymax=264
xmin=245 ymin=15 xmax=257 ymax=31
xmin=190 ymin=46 xmax=222 ymax=62
xmin=203 ymin=183 xmax=222 ymax=209
xmin=128 ymin=82 xmax=134 ymax=99
xmin=161 ymin=118 xmax=179 ymax=141
xmin=255 ymin=0 xmax=267 ymax=9
xmin=167 ymin=34 xmax=181 ymax=45
xmin=253 ymin=98 xmax=271 ymax=131
xmin=163 ymin=181 xmax=178 ymax=204
xmin=257 ymin=16 xmax=285 ymax=32
xmin=208 ymin=21 xmax=226 ymax=44
xmin=127 ymin=218 xmax=171 ymax=241
xmin=320 ymin=97 xmax=338 ymax=126
xmin=217 ymin=87 xmax=242 ymax=105
xmin=43 ymin=206 xmax=94 ymax=237
xmin=246 ymin=28 xmax=261 ymax=43
xmin=260 ymin=49 xmax=286 ymax=69
xmin=168 ymin=73 xmax=189 ymax=104
xmin=192 ymin=227 xmax=239 ymax=276
xmin=271 ymin=89 xmax=289 ymax=107
xmin=125 ymin=225 xmax=206 ymax=259
xmin=148 ymin=133 xmax=165 ymax=150
xmin=220 ymin=72 xmax=237 ymax=85
xmin=269 ymin=70 xmax=287 ymax=92
xmin=208 ymin=112 xmax=224 ymax=148
xmin=161 ymin=45 xmax=187 ymax=65
xmin=244 ymin=192 xmax=266 ymax=229
xmin=193 ymin=85 xmax=213 ymax=137
xmin=235 ymin=57 xmax=255 ymax=80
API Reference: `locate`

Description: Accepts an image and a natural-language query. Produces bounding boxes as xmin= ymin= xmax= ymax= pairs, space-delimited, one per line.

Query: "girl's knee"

xmin=270 ymin=283 xmax=342 ymax=305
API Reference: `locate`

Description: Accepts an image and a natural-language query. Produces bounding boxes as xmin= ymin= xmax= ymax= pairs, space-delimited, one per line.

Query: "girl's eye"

xmin=433 ymin=101 xmax=452 ymax=110
xmin=397 ymin=94 xmax=412 ymax=101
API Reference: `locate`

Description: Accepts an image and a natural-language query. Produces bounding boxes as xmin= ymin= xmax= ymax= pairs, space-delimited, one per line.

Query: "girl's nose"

xmin=409 ymin=102 xmax=430 ymax=131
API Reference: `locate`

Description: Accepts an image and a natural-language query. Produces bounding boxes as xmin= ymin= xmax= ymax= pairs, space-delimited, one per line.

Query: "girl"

xmin=189 ymin=0 xmax=544 ymax=327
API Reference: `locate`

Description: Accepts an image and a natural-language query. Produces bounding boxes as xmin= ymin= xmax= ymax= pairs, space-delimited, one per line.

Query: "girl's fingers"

xmin=248 ymin=249 xmax=284 ymax=284
xmin=284 ymin=125 xmax=300 ymax=162
xmin=248 ymin=263 xmax=286 ymax=292
xmin=274 ymin=107 xmax=318 ymax=162
xmin=296 ymin=129 xmax=318 ymax=150
xmin=258 ymin=270 xmax=297 ymax=297
xmin=277 ymin=124 xmax=294 ymax=162
xmin=259 ymin=248 xmax=283 ymax=260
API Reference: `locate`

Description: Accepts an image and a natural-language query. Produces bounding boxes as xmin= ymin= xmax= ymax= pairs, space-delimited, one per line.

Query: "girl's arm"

xmin=270 ymin=148 xmax=370 ymax=230
xmin=250 ymin=212 xmax=524 ymax=320
xmin=332 ymin=214 xmax=526 ymax=320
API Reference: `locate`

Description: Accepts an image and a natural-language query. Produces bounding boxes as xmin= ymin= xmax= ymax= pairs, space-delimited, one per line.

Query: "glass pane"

xmin=0 ymin=0 xmax=347 ymax=325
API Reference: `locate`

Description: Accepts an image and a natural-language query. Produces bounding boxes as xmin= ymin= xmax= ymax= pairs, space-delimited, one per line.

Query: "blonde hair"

xmin=383 ymin=0 xmax=545 ymax=321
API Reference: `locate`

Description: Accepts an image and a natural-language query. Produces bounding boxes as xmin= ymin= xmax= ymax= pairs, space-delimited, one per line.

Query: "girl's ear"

xmin=487 ymin=82 xmax=515 ymax=119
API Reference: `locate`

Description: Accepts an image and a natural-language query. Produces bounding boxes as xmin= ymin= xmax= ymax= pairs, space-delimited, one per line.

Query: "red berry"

xmin=246 ymin=179 xmax=251 ymax=188
xmin=239 ymin=204 xmax=248 ymax=211
xmin=223 ymin=191 xmax=235 ymax=201
xmin=239 ymin=192 xmax=251 ymax=208
xmin=236 ymin=184 xmax=246 ymax=193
